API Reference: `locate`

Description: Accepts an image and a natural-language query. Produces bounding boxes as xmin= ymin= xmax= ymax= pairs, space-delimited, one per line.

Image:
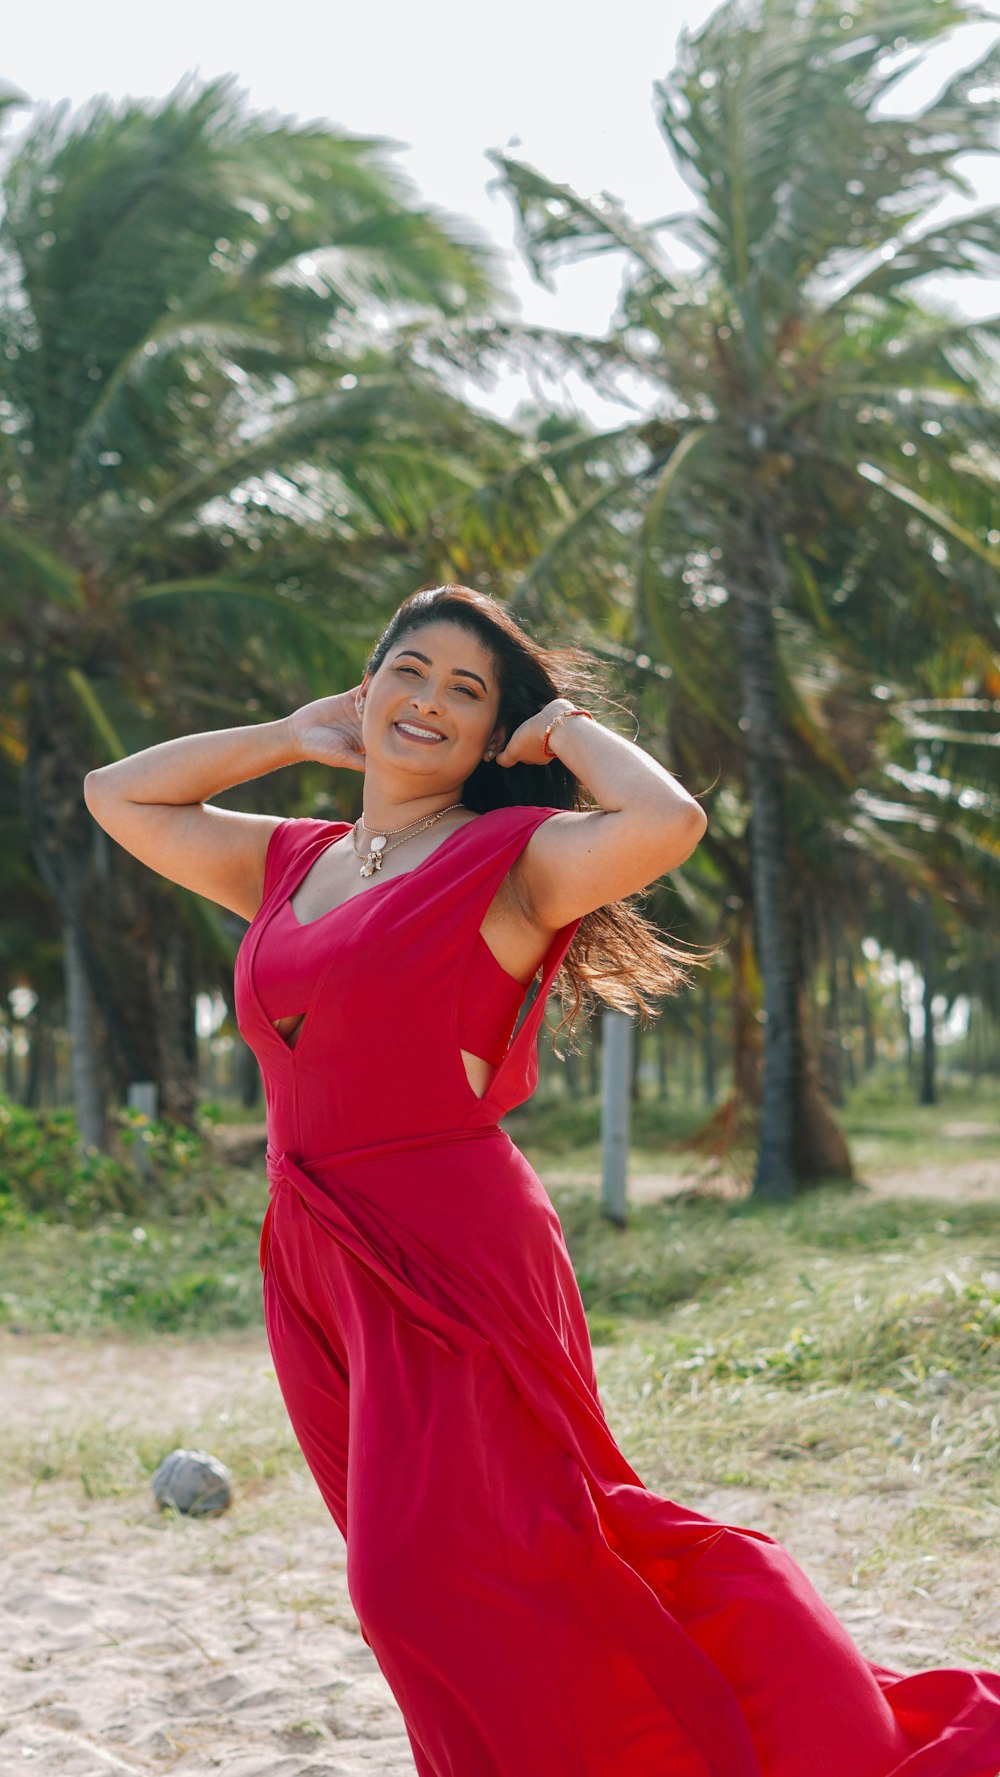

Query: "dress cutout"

xmin=235 ymin=805 xmax=1000 ymax=1777
xmin=254 ymin=892 xmax=527 ymax=1068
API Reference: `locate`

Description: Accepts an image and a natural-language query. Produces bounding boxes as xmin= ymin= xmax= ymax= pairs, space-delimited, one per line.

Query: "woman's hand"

xmin=494 ymin=698 xmax=577 ymax=769
xmin=492 ymin=693 xmax=708 ymax=930
xmin=285 ymin=687 xmax=367 ymax=773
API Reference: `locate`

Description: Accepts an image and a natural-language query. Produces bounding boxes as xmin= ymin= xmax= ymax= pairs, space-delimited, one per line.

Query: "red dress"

xmin=234 ymin=804 xmax=1000 ymax=1777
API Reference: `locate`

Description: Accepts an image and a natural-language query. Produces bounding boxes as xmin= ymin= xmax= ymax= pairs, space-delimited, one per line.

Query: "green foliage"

xmin=0 ymin=1167 xmax=263 ymax=1334
xmin=0 ymin=1095 xmax=223 ymax=1225
xmin=0 ymin=73 xmax=526 ymax=1140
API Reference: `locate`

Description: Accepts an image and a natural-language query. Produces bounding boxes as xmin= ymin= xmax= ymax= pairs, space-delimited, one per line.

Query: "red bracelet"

xmin=542 ymin=706 xmax=595 ymax=760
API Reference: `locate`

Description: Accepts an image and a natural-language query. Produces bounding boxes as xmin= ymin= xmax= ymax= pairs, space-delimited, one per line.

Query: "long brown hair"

xmin=365 ymin=584 xmax=714 ymax=1047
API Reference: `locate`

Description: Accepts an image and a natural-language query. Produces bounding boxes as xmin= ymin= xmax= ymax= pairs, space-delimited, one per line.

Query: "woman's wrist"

xmin=273 ymin=714 xmax=307 ymax=766
xmin=540 ymin=700 xmax=596 ymax=761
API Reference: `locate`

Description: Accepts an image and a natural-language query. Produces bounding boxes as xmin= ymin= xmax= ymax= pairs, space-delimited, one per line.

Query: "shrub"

xmin=0 ymin=1096 xmax=223 ymax=1224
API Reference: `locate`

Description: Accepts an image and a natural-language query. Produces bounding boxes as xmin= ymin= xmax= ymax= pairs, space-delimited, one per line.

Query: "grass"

xmin=0 ymin=1180 xmax=265 ymax=1335
xmin=547 ymin=1183 xmax=998 ymax=1463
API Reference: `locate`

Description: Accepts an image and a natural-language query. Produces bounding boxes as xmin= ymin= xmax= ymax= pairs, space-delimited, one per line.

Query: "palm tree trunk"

xmin=63 ymin=913 xmax=107 ymax=1152
xmin=155 ymin=921 xmax=199 ymax=1126
xmin=900 ymin=978 xmax=914 ymax=1085
xmin=680 ymin=1002 xmax=694 ymax=1103
xmin=656 ymin=1019 xmax=669 ymax=1101
xmin=587 ymin=1018 xmax=600 ymax=1095
xmin=861 ymin=980 xmax=876 ymax=1074
xmin=794 ymin=982 xmax=853 ymax=1185
xmin=235 ymin=1032 xmax=262 ymax=1110
xmin=920 ymin=894 xmax=937 ymax=1106
xmin=843 ymin=942 xmax=859 ymax=1090
xmin=701 ymin=980 xmax=716 ymax=1107
xmin=23 ymin=1003 xmax=58 ymax=1108
xmin=3 ymin=1010 xmax=18 ymax=1100
xmin=732 ymin=553 xmax=799 ymax=1199
xmin=731 ymin=918 xmax=762 ymax=1105
xmin=823 ymin=910 xmax=844 ymax=1106
xmin=23 ymin=703 xmax=161 ymax=1146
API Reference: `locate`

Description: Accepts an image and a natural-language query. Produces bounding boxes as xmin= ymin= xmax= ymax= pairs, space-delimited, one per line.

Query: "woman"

xmin=84 ymin=584 xmax=1000 ymax=1777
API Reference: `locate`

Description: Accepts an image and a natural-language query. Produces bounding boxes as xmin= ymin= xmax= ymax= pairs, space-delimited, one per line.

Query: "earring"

xmin=484 ymin=745 xmax=496 ymax=761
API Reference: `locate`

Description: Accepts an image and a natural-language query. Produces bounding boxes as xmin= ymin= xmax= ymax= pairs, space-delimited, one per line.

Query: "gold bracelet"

xmin=542 ymin=706 xmax=595 ymax=760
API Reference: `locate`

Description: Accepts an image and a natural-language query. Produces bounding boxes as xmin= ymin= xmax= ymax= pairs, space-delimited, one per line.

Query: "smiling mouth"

xmin=395 ymin=722 xmax=446 ymax=743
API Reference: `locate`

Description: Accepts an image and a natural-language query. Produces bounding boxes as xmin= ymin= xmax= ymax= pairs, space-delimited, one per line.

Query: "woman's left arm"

xmin=496 ymin=698 xmax=708 ymax=929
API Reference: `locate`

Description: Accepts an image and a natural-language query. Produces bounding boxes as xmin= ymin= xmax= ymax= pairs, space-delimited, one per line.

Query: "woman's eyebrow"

xmin=393 ymin=648 xmax=488 ymax=693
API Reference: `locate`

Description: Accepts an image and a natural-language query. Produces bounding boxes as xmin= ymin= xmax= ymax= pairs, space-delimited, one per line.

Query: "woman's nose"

xmin=410 ymin=685 xmax=444 ymax=713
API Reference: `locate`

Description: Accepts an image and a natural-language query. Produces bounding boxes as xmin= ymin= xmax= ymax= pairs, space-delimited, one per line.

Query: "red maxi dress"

xmin=234 ymin=803 xmax=1000 ymax=1777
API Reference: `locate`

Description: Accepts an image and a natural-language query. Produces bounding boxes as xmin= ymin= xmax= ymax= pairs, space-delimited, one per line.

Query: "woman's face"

xmin=357 ymin=620 xmax=505 ymax=786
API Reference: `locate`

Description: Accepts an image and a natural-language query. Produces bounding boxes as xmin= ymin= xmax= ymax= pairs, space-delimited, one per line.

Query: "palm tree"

xmin=424 ymin=0 xmax=1000 ymax=1197
xmin=0 ymin=73 xmax=512 ymax=1149
xmin=863 ymin=681 xmax=1000 ymax=1103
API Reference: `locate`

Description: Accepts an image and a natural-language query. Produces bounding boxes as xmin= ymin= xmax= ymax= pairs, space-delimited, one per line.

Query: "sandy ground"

xmin=2 ymin=1335 xmax=414 ymax=1775
xmin=2 ymin=1142 xmax=998 ymax=1774
xmin=543 ymin=1133 xmax=1000 ymax=1205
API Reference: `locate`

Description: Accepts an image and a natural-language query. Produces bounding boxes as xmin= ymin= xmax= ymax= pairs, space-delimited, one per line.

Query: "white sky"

xmin=4 ymin=0 xmax=999 ymax=425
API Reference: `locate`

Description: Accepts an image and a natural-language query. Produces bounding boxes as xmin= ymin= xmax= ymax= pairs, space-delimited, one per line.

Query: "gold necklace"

xmin=352 ymin=802 xmax=466 ymax=878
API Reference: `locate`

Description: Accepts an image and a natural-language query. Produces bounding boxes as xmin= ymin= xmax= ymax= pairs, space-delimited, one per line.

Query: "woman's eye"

xmin=396 ymin=665 xmax=477 ymax=698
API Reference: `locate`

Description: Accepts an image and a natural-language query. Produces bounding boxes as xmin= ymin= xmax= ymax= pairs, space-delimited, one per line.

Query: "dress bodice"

xmin=234 ymin=805 xmax=582 ymax=1162
xmin=254 ymin=900 xmax=528 ymax=1068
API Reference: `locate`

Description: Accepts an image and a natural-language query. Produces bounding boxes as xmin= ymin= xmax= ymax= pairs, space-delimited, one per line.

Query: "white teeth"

xmin=396 ymin=722 xmax=444 ymax=740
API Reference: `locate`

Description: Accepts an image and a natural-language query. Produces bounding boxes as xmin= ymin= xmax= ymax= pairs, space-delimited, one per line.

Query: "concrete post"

xmin=127 ymin=1081 xmax=158 ymax=1183
xmin=601 ymin=1010 xmax=632 ymax=1227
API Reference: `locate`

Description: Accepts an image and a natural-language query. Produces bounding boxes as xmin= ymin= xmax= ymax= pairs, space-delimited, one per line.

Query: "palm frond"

xmin=857 ymin=460 xmax=1000 ymax=569
xmin=0 ymin=522 xmax=82 ymax=608
xmin=484 ymin=153 xmax=678 ymax=293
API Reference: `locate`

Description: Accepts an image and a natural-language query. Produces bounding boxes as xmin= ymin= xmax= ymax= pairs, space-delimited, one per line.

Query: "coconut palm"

xmin=0 ymin=73 xmax=513 ymax=1148
xmin=423 ymin=0 xmax=1000 ymax=1197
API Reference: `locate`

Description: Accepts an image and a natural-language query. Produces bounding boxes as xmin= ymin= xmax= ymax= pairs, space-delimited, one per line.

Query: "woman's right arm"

xmin=83 ymin=691 xmax=365 ymax=922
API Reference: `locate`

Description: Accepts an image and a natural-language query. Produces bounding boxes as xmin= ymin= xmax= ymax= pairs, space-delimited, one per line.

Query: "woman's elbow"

xmin=83 ymin=768 xmax=108 ymax=811
xmin=658 ymin=799 xmax=707 ymax=870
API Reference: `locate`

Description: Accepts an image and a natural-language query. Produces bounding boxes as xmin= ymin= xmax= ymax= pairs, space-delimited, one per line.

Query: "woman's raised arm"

xmin=83 ymin=689 xmax=366 ymax=921
xmin=498 ymin=698 xmax=708 ymax=931
xmin=84 ymin=720 xmax=299 ymax=922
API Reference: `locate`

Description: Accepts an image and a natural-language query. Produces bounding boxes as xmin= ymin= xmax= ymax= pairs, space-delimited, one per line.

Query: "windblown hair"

xmin=365 ymin=584 xmax=714 ymax=1048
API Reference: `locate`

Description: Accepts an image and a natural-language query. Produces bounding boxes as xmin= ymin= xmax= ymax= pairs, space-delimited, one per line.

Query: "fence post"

xmin=601 ymin=1011 xmax=632 ymax=1227
xmin=127 ymin=1081 xmax=158 ymax=1183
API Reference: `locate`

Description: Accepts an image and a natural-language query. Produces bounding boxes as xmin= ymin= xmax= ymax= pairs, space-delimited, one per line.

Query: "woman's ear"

xmin=355 ymin=675 xmax=370 ymax=715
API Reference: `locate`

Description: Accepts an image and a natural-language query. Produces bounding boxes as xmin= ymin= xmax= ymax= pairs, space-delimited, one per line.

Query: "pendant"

xmin=359 ymin=834 xmax=386 ymax=878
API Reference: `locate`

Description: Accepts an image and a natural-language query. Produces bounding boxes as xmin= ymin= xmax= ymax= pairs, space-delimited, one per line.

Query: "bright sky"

xmin=5 ymin=0 xmax=999 ymax=425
